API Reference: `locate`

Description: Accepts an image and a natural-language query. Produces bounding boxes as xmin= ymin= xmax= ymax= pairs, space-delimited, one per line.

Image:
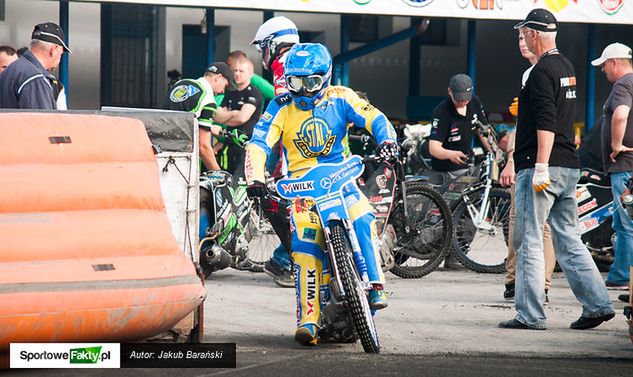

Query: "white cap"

xmin=591 ymin=42 xmax=632 ymax=66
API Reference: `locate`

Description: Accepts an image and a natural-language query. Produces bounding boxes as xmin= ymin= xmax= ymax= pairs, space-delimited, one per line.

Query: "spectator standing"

xmin=500 ymin=30 xmax=556 ymax=303
xmin=0 ymin=22 xmax=70 ymax=109
xmin=591 ymin=42 xmax=633 ymax=290
xmin=215 ymin=57 xmax=263 ymax=177
xmin=499 ymin=9 xmax=614 ymax=331
xmin=0 ymin=45 xmax=18 ymax=74
xmin=163 ymin=62 xmax=236 ymax=172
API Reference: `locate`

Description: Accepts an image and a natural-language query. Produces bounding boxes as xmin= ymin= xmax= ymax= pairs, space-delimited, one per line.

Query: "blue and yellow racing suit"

xmin=245 ymin=86 xmax=397 ymax=328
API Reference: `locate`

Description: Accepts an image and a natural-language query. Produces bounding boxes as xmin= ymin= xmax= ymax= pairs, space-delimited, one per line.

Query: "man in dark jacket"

xmin=0 ymin=22 xmax=70 ymax=109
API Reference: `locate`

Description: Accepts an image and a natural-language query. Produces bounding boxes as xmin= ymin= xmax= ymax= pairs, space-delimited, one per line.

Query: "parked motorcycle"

xmin=350 ymin=134 xmax=453 ymax=279
xmin=198 ymin=130 xmax=276 ymax=278
xmin=577 ymin=169 xmax=614 ymax=272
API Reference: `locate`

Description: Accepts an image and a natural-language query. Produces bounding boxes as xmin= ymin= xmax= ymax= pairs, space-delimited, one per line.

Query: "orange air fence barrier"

xmin=0 ymin=113 xmax=205 ymax=354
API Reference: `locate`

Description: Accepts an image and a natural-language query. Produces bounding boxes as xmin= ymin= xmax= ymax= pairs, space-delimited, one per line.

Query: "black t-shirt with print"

xmin=429 ymin=95 xmax=487 ymax=172
xmin=514 ymin=53 xmax=579 ymax=171
xmin=220 ymin=84 xmax=263 ymax=138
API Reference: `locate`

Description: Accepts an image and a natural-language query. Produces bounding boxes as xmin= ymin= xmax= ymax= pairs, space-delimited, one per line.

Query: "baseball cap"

xmin=205 ymin=62 xmax=237 ymax=90
xmin=591 ymin=43 xmax=633 ymax=66
xmin=32 ymin=22 xmax=71 ymax=52
xmin=513 ymin=8 xmax=558 ymax=33
xmin=449 ymin=74 xmax=473 ymax=101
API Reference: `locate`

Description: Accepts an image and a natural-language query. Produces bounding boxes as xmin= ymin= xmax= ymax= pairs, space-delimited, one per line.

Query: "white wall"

xmin=0 ymin=0 xmax=100 ymax=110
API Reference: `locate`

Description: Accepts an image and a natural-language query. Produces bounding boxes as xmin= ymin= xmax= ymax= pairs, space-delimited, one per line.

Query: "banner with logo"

xmin=85 ymin=0 xmax=632 ymax=25
xmin=9 ymin=343 xmax=237 ymax=368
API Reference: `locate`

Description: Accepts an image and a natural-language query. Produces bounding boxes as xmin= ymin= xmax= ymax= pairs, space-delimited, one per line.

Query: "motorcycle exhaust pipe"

xmin=203 ymin=244 xmax=232 ymax=270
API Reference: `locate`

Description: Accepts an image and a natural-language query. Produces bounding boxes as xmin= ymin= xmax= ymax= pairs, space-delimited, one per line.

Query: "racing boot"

xmin=294 ymin=324 xmax=318 ymax=346
xmin=369 ymin=284 xmax=388 ymax=310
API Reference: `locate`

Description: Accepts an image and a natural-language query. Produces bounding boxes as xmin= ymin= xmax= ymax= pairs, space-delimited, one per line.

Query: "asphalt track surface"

xmin=5 ymin=268 xmax=632 ymax=376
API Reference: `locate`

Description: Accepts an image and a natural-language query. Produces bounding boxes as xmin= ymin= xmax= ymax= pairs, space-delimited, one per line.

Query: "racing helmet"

xmin=250 ymin=16 xmax=299 ymax=70
xmin=283 ymin=43 xmax=332 ymax=111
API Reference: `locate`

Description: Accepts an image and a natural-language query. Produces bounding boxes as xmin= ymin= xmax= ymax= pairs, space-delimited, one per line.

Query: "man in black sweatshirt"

xmin=498 ymin=8 xmax=614 ymax=332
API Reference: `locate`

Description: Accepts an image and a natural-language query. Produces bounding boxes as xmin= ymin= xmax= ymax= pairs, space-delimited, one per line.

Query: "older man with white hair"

xmin=0 ymin=22 xmax=70 ymax=109
xmin=498 ymin=8 xmax=614 ymax=331
xmin=592 ymin=42 xmax=633 ymax=292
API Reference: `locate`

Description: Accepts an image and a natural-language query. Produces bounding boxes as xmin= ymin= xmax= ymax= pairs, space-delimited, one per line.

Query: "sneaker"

xmin=544 ymin=289 xmax=550 ymax=306
xmin=263 ymin=260 xmax=294 ymax=288
xmin=369 ymin=285 xmax=388 ymax=310
xmin=605 ymin=280 xmax=629 ymax=290
xmin=618 ymin=294 xmax=630 ymax=303
xmin=503 ymin=283 xmax=515 ymax=301
xmin=294 ymin=324 xmax=318 ymax=346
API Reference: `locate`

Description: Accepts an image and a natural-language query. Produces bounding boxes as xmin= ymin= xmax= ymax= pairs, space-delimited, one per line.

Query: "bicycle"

xmin=449 ymin=121 xmax=512 ymax=273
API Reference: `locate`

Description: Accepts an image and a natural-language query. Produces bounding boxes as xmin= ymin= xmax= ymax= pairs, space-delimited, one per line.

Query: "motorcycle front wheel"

xmin=452 ymin=188 xmax=511 ymax=274
xmin=390 ymin=183 xmax=452 ymax=279
xmin=329 ymin=222 xmax=380 ymax=354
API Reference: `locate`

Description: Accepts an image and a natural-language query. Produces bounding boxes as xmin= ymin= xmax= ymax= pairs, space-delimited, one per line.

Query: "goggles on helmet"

xmin=286 ymin=75 xmax=325 ymax=93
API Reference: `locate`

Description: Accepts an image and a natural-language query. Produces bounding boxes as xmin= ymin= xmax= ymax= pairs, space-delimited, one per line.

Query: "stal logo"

xmin=293 ymin=117 xmax=336 ymax=158
xmin=353 ymin=0 xmax=372 ymax=4
xmin=401 ymin=0 xmax=434 ymax=6
xmin=600 ymin=0 xmax=624 ymax=14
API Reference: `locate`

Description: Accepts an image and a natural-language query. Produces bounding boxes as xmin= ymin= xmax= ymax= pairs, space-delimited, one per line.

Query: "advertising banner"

xmin=78 ymin=0 xmax=633 ymax=25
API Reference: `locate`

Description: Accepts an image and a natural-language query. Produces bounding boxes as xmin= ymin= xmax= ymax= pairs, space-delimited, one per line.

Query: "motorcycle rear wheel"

xmin=390 ymin=183 xmax=452 ymax=278
xmin=329 ymin=222 xmax=380 ymax=354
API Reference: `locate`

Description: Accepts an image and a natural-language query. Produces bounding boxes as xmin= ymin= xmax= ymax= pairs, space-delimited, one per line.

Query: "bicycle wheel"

xmin=390 ymin=183 xmax=452 ymax=279
xmin=452 ymin=188 xmax=510 ymax=273
xmin=329 ymin=222 xmax=380 ymax=354
xmin=245 ymin=200 xmax=278 ymax=272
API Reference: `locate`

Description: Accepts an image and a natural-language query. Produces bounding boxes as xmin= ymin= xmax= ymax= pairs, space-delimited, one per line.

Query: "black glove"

xmin=246 ymin=180 xmax=267 ymax=199
xmin=376 ymin=141 xmax=399 ymax=164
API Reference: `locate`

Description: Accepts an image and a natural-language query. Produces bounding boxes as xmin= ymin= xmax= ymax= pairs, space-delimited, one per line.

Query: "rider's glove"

xmin=509 ymin=97 xmax=519 ymax=117
xmin=376 ymin=141 xmax=399 ymax=164
xmin=532 ymin=163 xmax=551 ymax=192
xmin=246 ymin=180 xmax=267 ymax=198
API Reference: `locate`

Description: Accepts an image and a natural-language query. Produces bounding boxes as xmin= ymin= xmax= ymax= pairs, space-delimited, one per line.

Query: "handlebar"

xmin=348 ymin=134 xmax=375 ymax=145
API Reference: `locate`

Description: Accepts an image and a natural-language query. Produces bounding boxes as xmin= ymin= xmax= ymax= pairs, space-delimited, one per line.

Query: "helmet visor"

xmin=287 ymin=75 xmax=325 ymax=93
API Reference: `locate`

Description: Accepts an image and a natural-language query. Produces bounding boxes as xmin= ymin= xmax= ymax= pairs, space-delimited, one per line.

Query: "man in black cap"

xmin=429 ymin=73 xmax=489 ymax=178
xmin=498 ymin=8 xmax=614 ymax=331
xmin=163 ymin=62 xmax=236 ymax=172
xmin=428 ymin=73 xmax=489 ymax=270
xmin=0 ymin=22 xmax=70 ymax=109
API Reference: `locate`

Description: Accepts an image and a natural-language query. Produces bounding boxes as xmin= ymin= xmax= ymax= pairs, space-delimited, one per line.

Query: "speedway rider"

xmin=249 ymin=16 xmax=300 ymax=287
xmin=244 ymin=43 xmax=399 ymax=346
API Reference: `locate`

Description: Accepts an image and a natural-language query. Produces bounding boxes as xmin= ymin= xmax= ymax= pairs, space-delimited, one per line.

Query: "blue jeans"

xmin=272 ymin=244 xmax=291 ymax=271
xmin=513 ymin=167 xmax=614 ymax=328
xmin=607 ymin=171 xmax=633 ymax=285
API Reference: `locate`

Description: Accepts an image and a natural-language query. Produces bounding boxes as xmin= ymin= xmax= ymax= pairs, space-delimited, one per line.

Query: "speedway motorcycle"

xmin=274 ymin=155 xmax=381 ymax=353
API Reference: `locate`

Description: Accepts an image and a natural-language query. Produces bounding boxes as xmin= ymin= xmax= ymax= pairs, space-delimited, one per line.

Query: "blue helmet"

xmin=284 ymin=43 xmax=332 ymax=111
